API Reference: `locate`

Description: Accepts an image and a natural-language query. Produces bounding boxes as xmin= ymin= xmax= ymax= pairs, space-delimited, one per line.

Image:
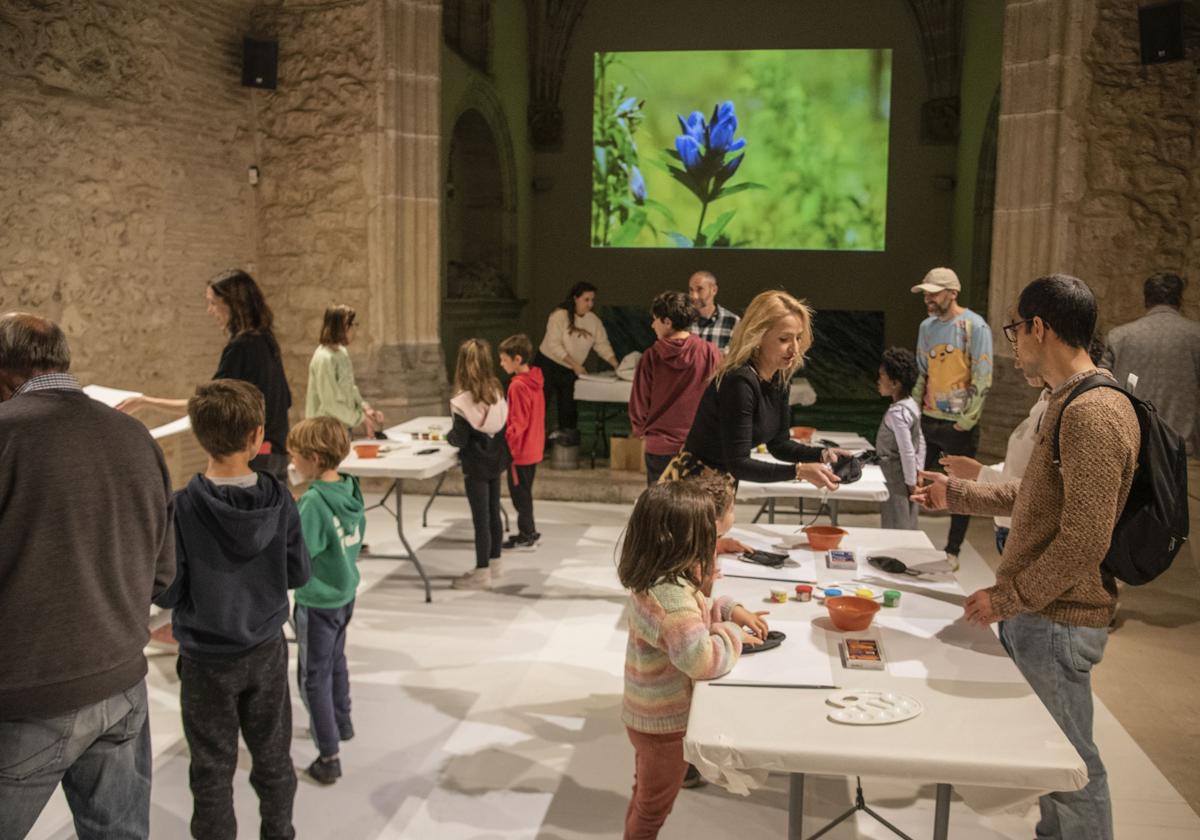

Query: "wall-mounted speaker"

xmin=1138 ymin=2 xmax=1184 ymax=65
xmin=242 ymin=37 xmax=278 ymax=89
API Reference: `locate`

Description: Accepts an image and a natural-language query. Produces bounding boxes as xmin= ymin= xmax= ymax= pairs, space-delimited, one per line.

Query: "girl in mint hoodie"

xmin=287 ymin=417 xmax=366 ymax=786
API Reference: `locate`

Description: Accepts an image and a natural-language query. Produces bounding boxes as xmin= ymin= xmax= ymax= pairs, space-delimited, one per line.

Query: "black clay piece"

xmin=740 ymin=629 xmax=786 ymax=655
xmin=742 ymin=549 xmax=788 ymax=568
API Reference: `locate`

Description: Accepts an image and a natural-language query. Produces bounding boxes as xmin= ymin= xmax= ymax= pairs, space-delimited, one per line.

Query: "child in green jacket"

xmin=287 ymin=416 xmax=366 ymax=786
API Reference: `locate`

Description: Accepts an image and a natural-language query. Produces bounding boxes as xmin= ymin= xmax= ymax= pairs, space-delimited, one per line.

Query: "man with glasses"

xmin=910 ymin=267 xmax=993 ymax=569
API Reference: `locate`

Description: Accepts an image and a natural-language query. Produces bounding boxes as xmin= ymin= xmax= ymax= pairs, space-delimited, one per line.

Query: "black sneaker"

xmin=338 ymin=721 xmax=355 ymax=741
xmin=308 ymin=756 xmax=342 ymax=785
xmin=681 ymin=763 xmax=705 ymax=788
xmin=502 ymin=533 xmax=540 ymax=552
xmin=501 ymin=535 xmax=523 ymax=551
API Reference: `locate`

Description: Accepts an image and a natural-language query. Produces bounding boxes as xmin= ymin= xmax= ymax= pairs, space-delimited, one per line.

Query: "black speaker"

xmin=1138 ymin=1 xmax=1184 ymax=65
xmin=242 ymin=37 xmax=278 ymax=89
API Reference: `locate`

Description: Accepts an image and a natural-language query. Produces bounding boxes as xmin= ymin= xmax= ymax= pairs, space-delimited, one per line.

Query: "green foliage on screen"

xmin=591 ymin=49 xmax=891 ymax=251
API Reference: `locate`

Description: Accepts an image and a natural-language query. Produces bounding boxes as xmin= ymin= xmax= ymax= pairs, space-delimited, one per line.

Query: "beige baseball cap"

xmin=911 ymin=267 xmax=961 ymax=294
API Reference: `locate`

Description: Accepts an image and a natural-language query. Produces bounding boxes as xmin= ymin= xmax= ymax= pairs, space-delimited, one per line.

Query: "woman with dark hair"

xmin=534 ymin=282 xmax=618 ymax=433
xmin=119 ymin=269 xmax=293 ymax=479
xmin=306 ymin=304 xmax=384 ymax=436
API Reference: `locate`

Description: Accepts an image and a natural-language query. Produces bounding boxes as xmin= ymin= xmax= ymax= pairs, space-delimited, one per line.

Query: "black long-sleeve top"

xmin=683 ymin=364 xmax=823 ymax=483
xmin=213 ymin=332 xmax=292 ymax=453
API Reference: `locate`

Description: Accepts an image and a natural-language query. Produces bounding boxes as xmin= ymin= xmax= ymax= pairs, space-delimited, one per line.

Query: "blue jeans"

xmin=998 ymin=613 xmax=1112 ymax=840
xmin=296 ymin=601 xmax=354 ymax=758
xmin=0 ymin=681 xmax=151 ymax=840
xmin=995 ymin=526 xmax=1010 ymax=555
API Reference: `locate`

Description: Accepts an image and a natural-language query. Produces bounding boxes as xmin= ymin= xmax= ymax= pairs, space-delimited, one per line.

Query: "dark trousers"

xmin=295 ymin=601 xmax=354 ymax=758
xmin=921 ymin=416 xmax=979 ymax=555
xmin=178 ymin=634 xmax=296 ymax=840
xmin=535 ymin=352 xmax=578 ymax=431
xmin=464 ymin=474 xmax=503 ymax=568
xmin=645 ymin=453 xmax=675 ymax=487
xmin=507 ymin=464 xmax=538 ymax=537
xmin=251 ymin=451 xmax=289 ymax=483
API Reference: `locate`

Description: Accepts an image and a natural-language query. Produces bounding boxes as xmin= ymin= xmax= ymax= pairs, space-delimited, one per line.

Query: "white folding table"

xmin=573 ymin=374 xmax=818 ymax=466
xmin=685 ymin=525 xmax=1087 ymax=840
xmin=339 ymin=436 xmax=459 ymax=603
xmin=738 ymin=434 xmax=887 ymax=526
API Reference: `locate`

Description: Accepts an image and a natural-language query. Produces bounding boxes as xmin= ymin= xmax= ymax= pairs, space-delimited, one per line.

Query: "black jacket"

xmin=448 ymin=413 xmax=512 ymax=479
xmin=214 ymin=332 xmax=292 ymax=453
xmin=157 ymin=472 xmax=310 ymax=658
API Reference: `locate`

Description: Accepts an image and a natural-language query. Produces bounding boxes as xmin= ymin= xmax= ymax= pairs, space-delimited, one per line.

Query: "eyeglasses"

xmin=1002 ymin=318 xmax=1032 ymax=344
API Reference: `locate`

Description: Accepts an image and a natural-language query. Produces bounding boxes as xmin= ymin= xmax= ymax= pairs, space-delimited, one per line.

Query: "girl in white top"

xmin=534 ymin=282 xmax=618 ymax=432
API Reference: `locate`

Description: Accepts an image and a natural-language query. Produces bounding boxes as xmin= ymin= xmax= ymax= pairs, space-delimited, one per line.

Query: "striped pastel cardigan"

xmin=622 ymin=579 xmax=743 ymax=734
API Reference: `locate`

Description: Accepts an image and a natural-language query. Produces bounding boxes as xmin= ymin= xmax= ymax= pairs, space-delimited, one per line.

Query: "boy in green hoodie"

xmin=287 ymin=416 xmax=366 ymax=786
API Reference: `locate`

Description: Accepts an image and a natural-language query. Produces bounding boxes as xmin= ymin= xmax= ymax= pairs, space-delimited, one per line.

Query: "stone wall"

xmin=0 ymin=0 xmax=260 ymax=396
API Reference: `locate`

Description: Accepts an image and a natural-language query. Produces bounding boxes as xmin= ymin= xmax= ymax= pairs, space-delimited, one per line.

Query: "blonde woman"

xmin=669 ymin=290 xmax=845 ymax=487
xmin=446 ymin=339 xmax=511 ymax=590
xmin=306 ymin=305 xmax=384 ymax=436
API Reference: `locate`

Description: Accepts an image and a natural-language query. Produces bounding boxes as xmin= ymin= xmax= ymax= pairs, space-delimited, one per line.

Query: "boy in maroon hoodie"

xmin=498 ymin=334 xmax=545 ymax=550
xmin=631 ymin=291 xmax=722 ymax=485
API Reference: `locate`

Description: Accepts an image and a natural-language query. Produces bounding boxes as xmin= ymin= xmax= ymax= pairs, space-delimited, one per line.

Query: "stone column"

xmin=979 ymin=0 xmax=1097 ymax=457
xmin=367 ymin=0 xmax=447 ymax=416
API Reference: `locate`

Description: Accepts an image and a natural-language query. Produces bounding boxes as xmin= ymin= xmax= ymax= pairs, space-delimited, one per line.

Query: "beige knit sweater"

xmin=946 ymin=368 xmax=1139 ymax=628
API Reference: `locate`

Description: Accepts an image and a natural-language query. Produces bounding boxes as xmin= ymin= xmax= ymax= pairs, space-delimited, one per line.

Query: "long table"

xmin=339 ymin=429 xmax=460 ymax=603
xmin=685 ymin=525 xmax=1086 ymax=840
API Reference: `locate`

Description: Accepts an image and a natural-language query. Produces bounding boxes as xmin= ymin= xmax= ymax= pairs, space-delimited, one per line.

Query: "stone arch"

xmin=971 ymin=87 xmax=1000 ymax=315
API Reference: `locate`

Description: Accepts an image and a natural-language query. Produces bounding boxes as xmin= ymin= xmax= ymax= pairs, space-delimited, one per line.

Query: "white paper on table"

xmin=875 ymin=615 xmax=1023 ymax=683
xmin=711 ymin=620 xmax=835 ymax=687
xmin=577 ymin=371 xmax=619 ymax=383
xmin=719 ymin=527 xmax=817 ymax=582
xmin=149 ymin=415 xmax=192 ymax=440
xmin=83 ymin=384 xmax=142 ymax=408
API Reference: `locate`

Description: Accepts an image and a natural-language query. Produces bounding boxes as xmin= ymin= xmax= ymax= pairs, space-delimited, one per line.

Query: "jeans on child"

xmin=0 ymin=681 xmax=151 ymax=840
xmin=624 ymin=727 xmax=687 ymax=840
xmin=995 ymin=526 xmax=1010 ymax=555
xmin=464 ymin=474 xmax=503 ymax=568
xmin=296 ymin=601 xmax=355 ymax=758
xmin=507 ymin=464 xmax=538 ymax=538
xmin=998 ymin=613 xmax=1112 ymax=840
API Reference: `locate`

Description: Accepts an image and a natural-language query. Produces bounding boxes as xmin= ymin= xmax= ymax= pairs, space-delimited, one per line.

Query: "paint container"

xmin=883 ymin=589 xmax=901 ymax=608
xmin=770 ymin=588 xmax=789 ymax=604
xmin=854 ymin=588 xmax=875 ymax=599
xmin=795 ymin=584 xmax=813 ymax=602
xmin=822 ymin=588 xmax=843 ymax=599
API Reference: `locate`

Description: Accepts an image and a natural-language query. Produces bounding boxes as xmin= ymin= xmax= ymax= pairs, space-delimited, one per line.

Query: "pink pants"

xmin=624 ymin=727 xmax=687 ymax=840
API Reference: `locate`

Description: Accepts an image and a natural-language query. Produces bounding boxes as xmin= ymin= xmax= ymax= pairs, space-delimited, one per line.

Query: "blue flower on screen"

xmin=629 ymin=165 xmax=647 ymax=203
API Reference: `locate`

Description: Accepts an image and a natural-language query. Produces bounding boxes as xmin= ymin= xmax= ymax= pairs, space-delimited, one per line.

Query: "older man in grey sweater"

xmin=1101 ymin=272 xmax=1200 ymax=454
xmin=0 ymin=313 xmax=175 ymax=840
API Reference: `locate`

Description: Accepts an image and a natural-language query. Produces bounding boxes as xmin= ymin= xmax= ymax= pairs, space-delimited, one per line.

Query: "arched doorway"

xmin=441 ymin=101 xmax=522 ymax=378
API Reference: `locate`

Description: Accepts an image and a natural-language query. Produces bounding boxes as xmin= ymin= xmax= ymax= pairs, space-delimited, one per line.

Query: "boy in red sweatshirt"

xmin=498 ymin=334 xmax=545 ymax=550
xmin=631 ymin=291 xmax=722 ymax=485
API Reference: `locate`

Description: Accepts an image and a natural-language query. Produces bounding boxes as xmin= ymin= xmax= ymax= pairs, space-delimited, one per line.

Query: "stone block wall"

xmin=0 ymin=0 xmax=261 ymax=396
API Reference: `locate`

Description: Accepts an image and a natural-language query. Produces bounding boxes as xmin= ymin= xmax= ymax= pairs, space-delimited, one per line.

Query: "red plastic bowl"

xmin=804 ymin=525 xmax=847 ymax=551
xmin=353 ymin=443 xmax=381 ymax=459
xmin=826 ymin=595 xmax=880 ymax=632
xmin=790 ymin=425 xmax=816 ymax=442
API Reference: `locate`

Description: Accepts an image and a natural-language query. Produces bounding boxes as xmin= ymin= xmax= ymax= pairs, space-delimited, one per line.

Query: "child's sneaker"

xmin=452 ymin=568 xmax=492 ymax=590
xmin=502 ymin=533 xmax=540 ymax=552
xmin=488 ymin=558 xmax=503 ymax=578
xmin=308 ymin=756 xmax=342 ymax=785
xmin=338 ymin=721 xmax=355 ymax=741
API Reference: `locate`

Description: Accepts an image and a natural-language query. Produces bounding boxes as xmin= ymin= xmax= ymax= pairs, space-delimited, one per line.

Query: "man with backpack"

xmin=913 ymin=274 xmax=1141 ymax=840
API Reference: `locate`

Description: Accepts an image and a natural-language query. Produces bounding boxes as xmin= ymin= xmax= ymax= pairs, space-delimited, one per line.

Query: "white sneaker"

xmin=489 ymin=558 xmax=503 ymax=577
xmin=946 ymin=552 xmax=960 ymax=572
xmin=452 ymin=567 xmax=492 ymax=590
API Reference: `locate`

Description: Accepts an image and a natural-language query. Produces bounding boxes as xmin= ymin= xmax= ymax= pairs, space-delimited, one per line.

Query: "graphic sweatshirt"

xmin=296 ymin=474 xmax=366 ymax=610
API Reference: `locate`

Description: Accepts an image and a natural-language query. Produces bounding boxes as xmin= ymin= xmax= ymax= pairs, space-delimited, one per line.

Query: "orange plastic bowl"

xmin=804 ymin=525 xmax=848 ymax=551
xmin=790 ymin=425 xmax=816 ymax=442
xmin=353 ymin=443 xmax=381 ymax=459
xmin=826 ymin=595 xmax=880 ymax=632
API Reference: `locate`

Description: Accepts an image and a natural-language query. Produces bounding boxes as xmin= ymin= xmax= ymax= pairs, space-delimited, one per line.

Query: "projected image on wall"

xmin=592 ymin=49 xmax=891 ymax=251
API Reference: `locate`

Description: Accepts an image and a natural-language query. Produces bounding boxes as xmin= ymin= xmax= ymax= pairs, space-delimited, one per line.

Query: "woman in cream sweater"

xmin=534 ymin=282 xmax=618 ymax=433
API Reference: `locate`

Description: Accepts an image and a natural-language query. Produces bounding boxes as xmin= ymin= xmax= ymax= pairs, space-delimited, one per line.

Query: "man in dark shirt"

xmin=0 ymin=312 xmax=175 ymax=840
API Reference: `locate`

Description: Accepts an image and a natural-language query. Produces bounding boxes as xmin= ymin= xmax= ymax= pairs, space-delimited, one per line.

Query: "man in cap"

xmin=910 ymin=268 xmax=993 ymax=570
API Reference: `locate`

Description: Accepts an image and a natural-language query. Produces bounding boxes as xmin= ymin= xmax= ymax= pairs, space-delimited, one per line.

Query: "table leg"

xmin=769 ymin=497 xmax=777 ymax=524
xmin=788 ymin=773 xmax=805 ymax=840
xmin=365 ymin=479 xmax=433 ymax=603
xmin=752 ymin=500 xmax=769 ymax=524
xmin=829 ymin=499 xmax=839 ymax=527
xmin=933 ymin=783 xmax=951 ymax=840
xmin=421 ymin=471 xmax=447 ymax=528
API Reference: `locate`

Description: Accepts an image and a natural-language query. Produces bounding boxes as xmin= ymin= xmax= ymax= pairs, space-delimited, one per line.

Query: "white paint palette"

xmin=826 ymin=690 xmax=922 ymax=725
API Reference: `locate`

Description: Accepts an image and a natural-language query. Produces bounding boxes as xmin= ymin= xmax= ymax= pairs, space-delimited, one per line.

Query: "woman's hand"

xmin=731 ymin=605 xmax=769 ymax=640
xmin=115 ymin=396 xmax=144 ymax=413
xmin=820 ymin=447 xmax=853 ymax=464
xmin=571 ymin=363 xmax=587 ymax=376
xmin=911 ymin=471 xmax=950 ymax=510
xmin=796 ymin=462 xmax=839 ymax=490
xmin=940 ymin=455 xmax=982 ymax=480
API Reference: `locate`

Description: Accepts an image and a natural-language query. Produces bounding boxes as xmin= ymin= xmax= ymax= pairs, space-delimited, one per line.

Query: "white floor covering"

xmin=27 ymin=495 xmax=1200 ymax=839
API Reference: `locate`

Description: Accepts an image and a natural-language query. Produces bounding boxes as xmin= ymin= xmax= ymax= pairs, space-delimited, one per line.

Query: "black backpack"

xmin=1052 ymin=375 xmax=1190 ymax=585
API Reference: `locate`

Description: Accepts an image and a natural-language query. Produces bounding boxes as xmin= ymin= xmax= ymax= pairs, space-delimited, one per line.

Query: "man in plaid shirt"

xmin=687 ymin=270 xmax=740 ymax=353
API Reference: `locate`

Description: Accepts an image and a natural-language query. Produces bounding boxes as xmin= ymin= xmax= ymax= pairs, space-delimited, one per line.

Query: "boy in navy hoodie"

xmin=156 ymin=379 xmax=310 ymax=840
xmin=287 ymin=416 xmax=366 ymax=786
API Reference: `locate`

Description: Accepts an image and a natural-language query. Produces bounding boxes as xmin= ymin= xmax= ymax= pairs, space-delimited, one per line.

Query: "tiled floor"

xmin=27 ymin=497 xmax=1200 ymax=839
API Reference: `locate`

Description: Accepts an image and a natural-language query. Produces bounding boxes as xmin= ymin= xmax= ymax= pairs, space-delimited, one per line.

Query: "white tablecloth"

xmin=574 ymin=375 xmax=817 ymax=407
xmin=684 ymin=526 xmax=1087 ymax=812
xmin=737 ymin=463 xmax=891 ymax=503
xmin=339 ymin=440 xmax=458 ymax=481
